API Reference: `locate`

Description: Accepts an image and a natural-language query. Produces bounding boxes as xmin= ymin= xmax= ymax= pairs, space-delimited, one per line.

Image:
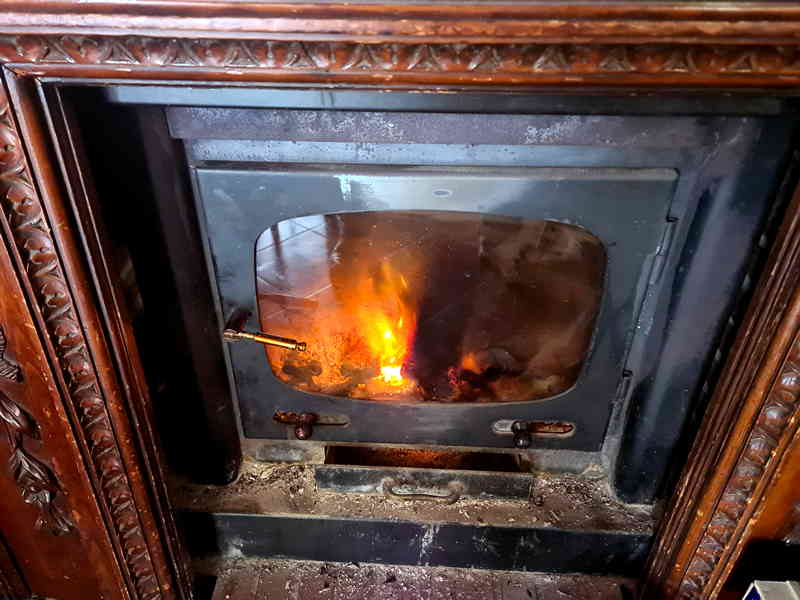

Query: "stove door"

xmin=193 ymin=166 xmax=676 ymax=451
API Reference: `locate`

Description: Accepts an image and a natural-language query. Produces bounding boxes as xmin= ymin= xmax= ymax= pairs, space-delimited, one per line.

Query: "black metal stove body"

xmin=101 ymin=89 xmax=796 ymax=503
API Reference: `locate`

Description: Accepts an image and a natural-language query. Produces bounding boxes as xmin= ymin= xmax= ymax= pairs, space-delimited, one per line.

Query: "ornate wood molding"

xmin=0 ymin=37 xmax=799 ymax=84
xmin=1 ymin=2 xmax=800 ymax=44
xmin=678 ymin=336 xmax=800 ymax=598
xmin=0 ymin=89 xmax=162 ymax=599
xmin=0 ymin=326 xmax=73 ymax=535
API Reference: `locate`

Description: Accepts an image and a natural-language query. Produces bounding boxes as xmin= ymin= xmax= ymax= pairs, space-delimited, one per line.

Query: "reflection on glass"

xmin=256 ymin=211 xmax=605 ymax=403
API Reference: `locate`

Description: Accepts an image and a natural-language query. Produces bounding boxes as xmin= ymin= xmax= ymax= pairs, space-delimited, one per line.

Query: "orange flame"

xmin=357 ymin=262 xmax=416 ymax=392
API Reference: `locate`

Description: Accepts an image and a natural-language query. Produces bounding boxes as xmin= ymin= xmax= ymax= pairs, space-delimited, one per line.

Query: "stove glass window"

xmin=256 ymin=211 xmax=605 ymax=403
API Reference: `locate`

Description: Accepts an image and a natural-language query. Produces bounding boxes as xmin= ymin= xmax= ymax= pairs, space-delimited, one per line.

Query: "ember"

xmin=255 ymin=211 xmax=605 ymax=404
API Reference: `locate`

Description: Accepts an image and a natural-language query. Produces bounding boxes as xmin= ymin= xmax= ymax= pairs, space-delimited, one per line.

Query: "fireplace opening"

xmin=257 ymin=211 xmax=605 ymax=404
xmin=68 ymin=86 xmax=800 ymax=504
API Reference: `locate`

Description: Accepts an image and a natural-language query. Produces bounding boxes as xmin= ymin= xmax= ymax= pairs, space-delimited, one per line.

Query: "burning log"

xmin=462 ymin=348 xmax=522 ymax=378
xmin=341 ymin=363 xmax=379 ymax=385
xmin=281 ymin=360 xmax=323 ymax=388
xmin=416 ymin=348 xmax=525 ymax=403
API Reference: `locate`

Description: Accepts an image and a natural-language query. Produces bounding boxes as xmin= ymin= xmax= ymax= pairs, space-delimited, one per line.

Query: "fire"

xmin=357 ymin=262 xmax=416 ymax=393
xmin=375 ymin=322 xmax=405 ymax=385
xmin=264 ymin=222 xmax=423 ymax=401
xmin=380 ymin=364 xmax=403 ymax=384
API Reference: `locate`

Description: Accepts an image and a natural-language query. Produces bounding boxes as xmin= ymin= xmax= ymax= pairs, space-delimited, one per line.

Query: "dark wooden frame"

xmin=1 ymin=3 xmax=800 ymax=599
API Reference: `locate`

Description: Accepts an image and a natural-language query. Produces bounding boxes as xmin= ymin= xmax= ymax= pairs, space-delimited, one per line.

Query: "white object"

xmin=744 ymin=581 xmax=800 ymax=600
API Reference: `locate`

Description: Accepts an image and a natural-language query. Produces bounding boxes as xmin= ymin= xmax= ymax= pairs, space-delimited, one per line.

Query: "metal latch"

xmin=492 ymin=420 xmax=575 ymax=448
xmin=273 ymin=411 xmax=349 ymax=440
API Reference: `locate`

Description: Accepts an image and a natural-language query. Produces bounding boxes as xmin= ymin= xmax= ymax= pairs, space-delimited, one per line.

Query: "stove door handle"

xmin=382 ymin=477 xmax=462 ymax=504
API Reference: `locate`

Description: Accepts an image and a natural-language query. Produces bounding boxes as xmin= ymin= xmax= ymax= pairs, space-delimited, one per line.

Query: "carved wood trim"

xmin=0 ymin=37 xmax=800 ymax=87
xmin=0 ymin=3 xmax=798 ymax=598
xmin=1 ymin=2 xmax=800 ymax=44
xmin=679 ymin=333 xmax=800 ymax=598
xmin=0 ymin=327 xmax=73 ymax=536
xmin=0 ymin=86 xmax=162 ymax=599
xmin=727 ymin=425 xmax=800 ymax=586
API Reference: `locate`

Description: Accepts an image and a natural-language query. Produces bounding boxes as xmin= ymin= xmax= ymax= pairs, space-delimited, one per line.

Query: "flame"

xmin=375 ymin=320 xmax=405 ymax=385
xmin=357 ymin=262 xmax=416 ymax=391
xmin=380 ymin=364 xmax=403 ymax=384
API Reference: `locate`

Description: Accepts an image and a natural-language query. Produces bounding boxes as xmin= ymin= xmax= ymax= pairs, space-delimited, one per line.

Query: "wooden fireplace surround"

xmin=1 ymin=3 xmax=800 ymax=599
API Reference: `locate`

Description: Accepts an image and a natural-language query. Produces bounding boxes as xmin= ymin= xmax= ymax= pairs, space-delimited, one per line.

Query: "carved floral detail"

xmin=0 ymin=325 xmax=72 ymax=535
xmin=0 ymin=326 xmax=20 ymax=382
xmin=0 ymin=36 xmax=798 ymax=79
xmin=0 ymin=91 xmax=161 ymax=598
xmin=679 ymin=340 xmax=800 ymax=598
xmin=0 ymin=389 xmax=73 ymax=535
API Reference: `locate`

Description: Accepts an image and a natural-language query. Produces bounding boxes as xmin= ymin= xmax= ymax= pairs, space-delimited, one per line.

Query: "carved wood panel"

xmin=0 ymin=82 xmax=169 ymax=598
xmin=0 ymin=242 xmax=122 ymax=598
xmin=0 ymin=325 xmax=73 ymax=536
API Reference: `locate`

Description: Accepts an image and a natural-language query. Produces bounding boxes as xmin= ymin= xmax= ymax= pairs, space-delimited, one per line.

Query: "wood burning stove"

xmin=35 ymin=78 xmax=794 ymax=586
xmin=197 ymin=164 xmax=674 ymax=456
xmin=71 ymin=88 xmax=798 ymax=509
xmin=113 ymin=95 xmax=788 ymax=505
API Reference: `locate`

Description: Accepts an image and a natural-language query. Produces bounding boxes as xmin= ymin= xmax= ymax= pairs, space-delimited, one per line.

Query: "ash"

xmin=173 ymin=458 xmax=653 ymax=534
xmin=197 ymin=556 xmax=634 ymax=599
